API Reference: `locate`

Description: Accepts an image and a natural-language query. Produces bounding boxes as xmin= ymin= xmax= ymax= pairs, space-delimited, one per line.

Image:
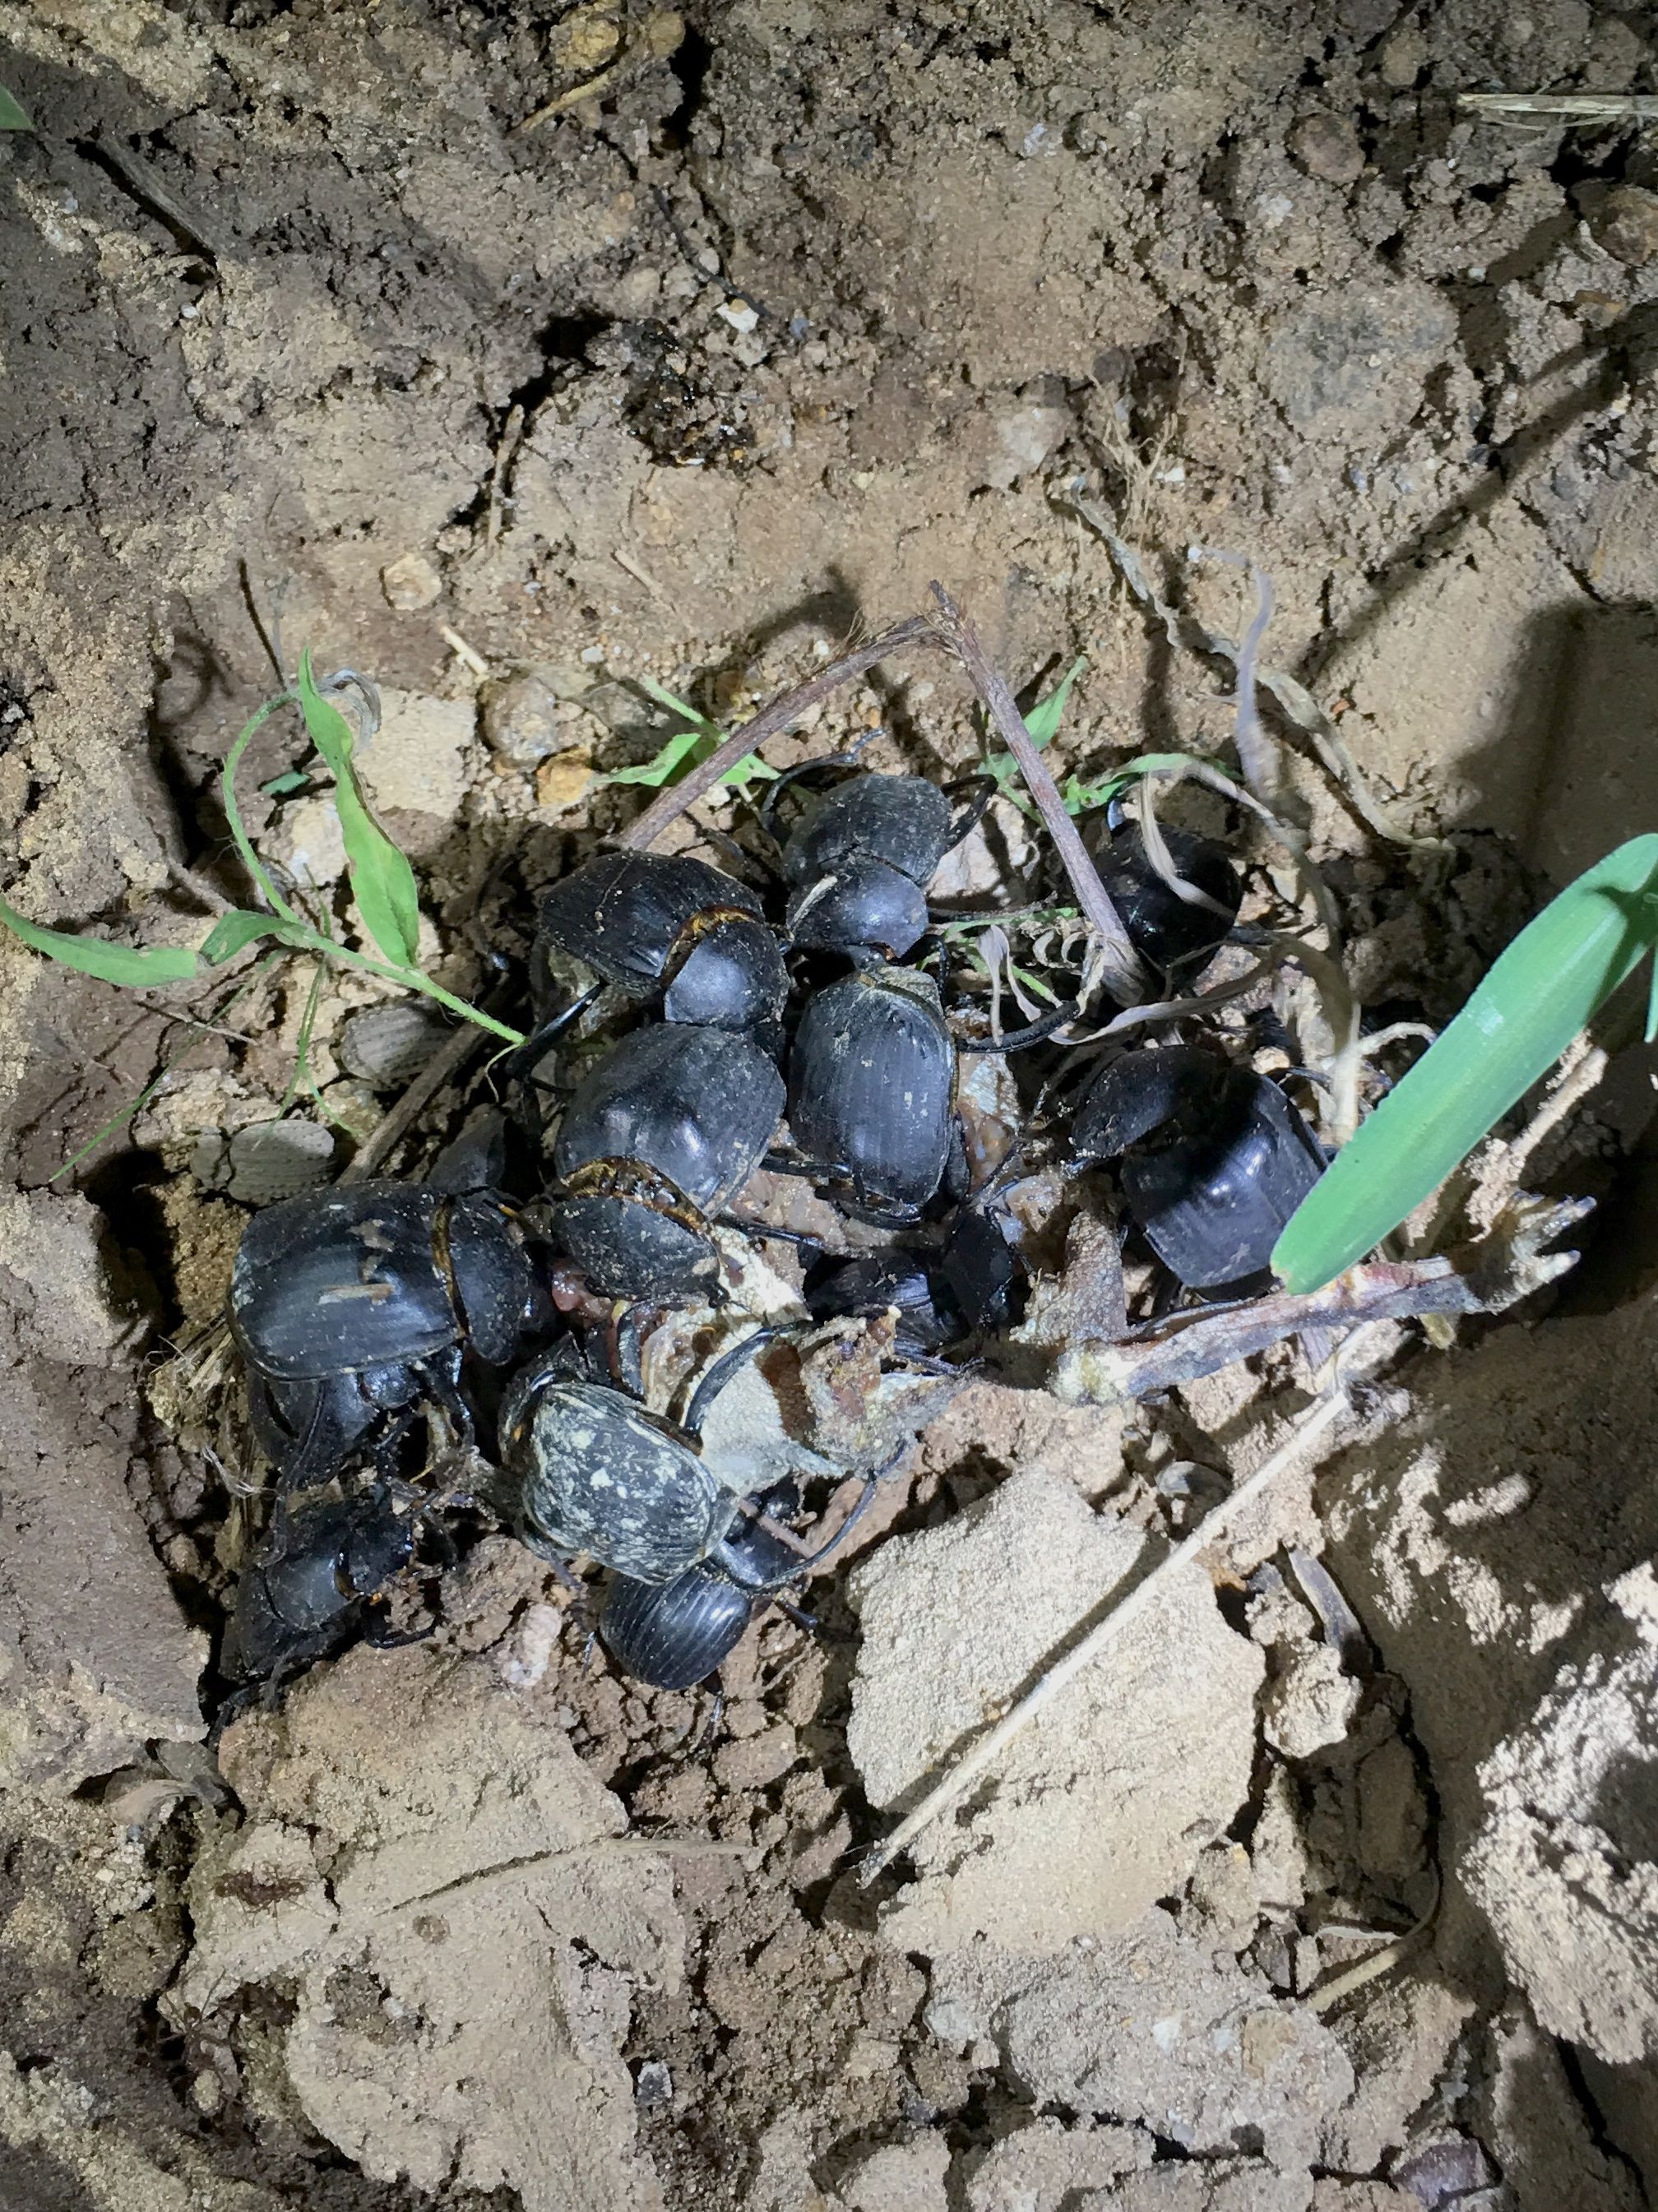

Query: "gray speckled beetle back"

xmin=499 ymin=1364 xmax=745 ymax=1584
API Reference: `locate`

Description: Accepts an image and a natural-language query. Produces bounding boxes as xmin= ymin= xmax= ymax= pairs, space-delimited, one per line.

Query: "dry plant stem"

xmin=619 ymin=614 xmax=942 ymax=851
xmin=929 ymin=582 xmax=1146 ymax=1002
xmin=339 ymin=1020 xmax=490 ymax=1183
xmin=1461 ymin=92 xmax=1658 ymax=120
xmin=859 ymin=1388 xmax=1355 ymax=1886
xmin=1051 ymin=1193 xmax=1591 ymax=1408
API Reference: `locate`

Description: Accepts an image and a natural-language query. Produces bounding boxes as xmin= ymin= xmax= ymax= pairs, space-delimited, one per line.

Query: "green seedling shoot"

xmin=0 ymin=655 xmax=529 ymax=1151
xmin=1272 ymin=834 xmax=1658 ymax=1294
xmin=601 ymin=676 xmax=776 ymax=794
xmin=0 ymin=86 xmax=31 ymax=132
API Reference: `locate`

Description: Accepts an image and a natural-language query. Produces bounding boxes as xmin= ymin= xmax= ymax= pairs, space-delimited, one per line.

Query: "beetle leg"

xmin=715 ymin=1473 xmax=878 ymax=1593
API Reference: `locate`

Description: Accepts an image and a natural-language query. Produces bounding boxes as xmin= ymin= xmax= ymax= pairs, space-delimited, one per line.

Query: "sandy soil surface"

xmin=4 ymin=3 xmax=1658 ymax=2209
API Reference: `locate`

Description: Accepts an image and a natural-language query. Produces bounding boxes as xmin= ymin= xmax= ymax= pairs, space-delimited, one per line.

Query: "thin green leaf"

xmin=985 ymin=657 xmax=1086 ymax=813
xmin=600 ymin=677 xmax=776 ymax=793
xmin=1023 ymin=657 xmax=1086 ymax=750
xmin=604 ymin=724 xmax=707 ymax=787
xmin=0 ymin=895 xmax=199 ymax=987
xmin=0 ymin=86 xmax=32 ymax=132
xmin=49 ymin=1071 xmax=169 ymax=1183
xmin=297 ymin=650 xmax=423 ymax=969
xmin=1272 ymin=835 xmax=1658 ymax=1294
xmin=199 ymin=909 xmax=310 ymax=965
xmin=260 ymin=768 xmax=311 ymax=797
xmin=221 ymin=692 xmax=306 ymax=929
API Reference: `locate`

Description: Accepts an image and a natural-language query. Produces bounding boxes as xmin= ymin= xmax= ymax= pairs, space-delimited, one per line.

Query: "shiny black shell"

xmin=230 ymin=1182 xmax=535 ymax=1382
xmin=788 ymin=968 xmax=954 ymax=1212
xmin=785 ymin=853 xmax=930 ymax=960
xmin=536 ymin=850 xmax=761 ymax=986
xmin=553 ymin=1025 xmax=785 ymax=1296
xmin=501 ymin=1367 xmax=739 ymax=1582
xmin=782 ymin=774 xmax=954 ymax=955
xmin=784 ymin=773 xmax=954 ymax=890
xmin=224 ymin=1485 xmax=414 ymax=1680
xmin=661 ymin=913 xmax=789 ymax=1032
xmin=1086 ymin=820 xmax=1244 ymax=974
xmin=1073 ymin=1046 xmax=1323 ymax=1289
xmin=600 ymin=1521 xmax=804 ymax=1688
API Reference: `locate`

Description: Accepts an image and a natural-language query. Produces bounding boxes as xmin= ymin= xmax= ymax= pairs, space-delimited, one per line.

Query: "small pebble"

xmin=380 ymin=552 xmax=442 ymax=611
xmin=634 ymin=2059 xmax=673 ymax=2109
xmin=535 ymin=752 xmax=596 ymax=814
xmin=1594 ymin=184 xmax=1658 ymax=267
xmin=1286 ymin=110 xmax=1364 ymax=186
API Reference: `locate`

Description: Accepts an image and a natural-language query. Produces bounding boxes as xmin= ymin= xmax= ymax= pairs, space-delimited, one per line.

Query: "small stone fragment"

xmin=354 ymin=687 xmax=474 ymax=846
xmin=535 ymin=750 xmax=597 ymax=814
xmin=1377 ymin=25 xmax=1426 ymax=86
xmin=1594 ymin=185 xmax=1658 ymax=268
xmin=483 ymin=669 xmax=577 ymax=767
xmin=1286 ymin=111 xmax=1364 ymax=187
xmin=840 ymin=2134 xmax=951 ymax=2212
xmin=1263 ymin=1640 xmax=1363 ymax=1758
xmin=550 ymin=1 xmax=621 ymax=73
xmin=380 ymin=552 xmax=443 ymax=611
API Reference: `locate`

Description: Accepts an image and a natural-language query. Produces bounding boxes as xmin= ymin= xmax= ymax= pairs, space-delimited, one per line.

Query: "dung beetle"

xmin=1084 ymin=812 xmax=1244 ymax=977
xmin=552 ymin=1022 xmax=785 ymax=1298
xmin=782 ymin=772 xmax=968 ymax=958
xmin=230 ymin=1181 xmax=542 ymax=1489
xmin=535 ymin=850 xmax=788 ymax=1034
xmin=599 ymin=1483 xmax=873 ymax=1691
xmin=1072 ymin=1044 xmax=1323 ymax=1291
xmin=220 ymin=1477 xmax=422 ymax=1687
xmin=786 ymin=966 xmax=955 ymax=1220
xmin=804 ymin=1209 xmax=1022 ymax=1351
xmin=499 ymin=1329 xmax=806 ymax=1583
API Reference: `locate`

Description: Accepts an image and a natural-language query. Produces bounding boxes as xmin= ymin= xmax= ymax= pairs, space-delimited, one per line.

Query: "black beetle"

xmin=1072 ymin=1044 xmax=1323 ymax=1291
xmin=804 ymin=1208 xmax=1022 ymax=1352
xmin=600 ymin=1499 xmax=860 ymax=1691
xmin=786 ymin=966 xmax=955 ymax=1220
xmin=498 ymin=1329 xmax=789 ymax=1582
xmin=221 ymin=1478 xmax=421 ymax=1686
xmin=783 ymin=772 xmax=963 ymax=958
xmin=1084 ymin=813 xmax=1244 ymax=976
xmin=230 ymin=1181 xmax=542 ymax=1489
xmin=552 ymin=1022 xmax=785 ymax=1298
xmin=535 ymin=850 xmax=788 ymax=1034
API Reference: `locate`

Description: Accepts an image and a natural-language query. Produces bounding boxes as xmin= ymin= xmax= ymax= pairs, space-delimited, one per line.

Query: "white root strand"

xmin=858 ymin=1387 xmax=1354 ymax=1886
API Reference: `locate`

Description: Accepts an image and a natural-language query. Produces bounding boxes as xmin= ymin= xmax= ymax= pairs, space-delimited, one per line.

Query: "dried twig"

xmin=859 ymin=1387 xmax=1355 ymax=1885
xmin=619 ymin=615 xmax=942 ymax=851
xmin=1049 ymin=1193 xmax=1591 ymax=1407
xmin=339 ymin=1020 xmax=490 ymax=1183
xmin=929 ymin=582 xmax=1146 ymax=1002
xmin=1461 ymin=93 xmax=1658 ymax=123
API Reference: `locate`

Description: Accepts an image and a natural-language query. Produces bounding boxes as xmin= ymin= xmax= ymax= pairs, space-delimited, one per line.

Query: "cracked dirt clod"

xmin=173 ymin=1643 xmax=683 ymax=2212
xmin=847 ymin=1465 xmax=1264 ymax=1953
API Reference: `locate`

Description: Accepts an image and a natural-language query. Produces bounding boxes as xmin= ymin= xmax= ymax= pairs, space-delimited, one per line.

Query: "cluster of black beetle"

xmin=220 ymin=762 xmax=1328 ymax=1709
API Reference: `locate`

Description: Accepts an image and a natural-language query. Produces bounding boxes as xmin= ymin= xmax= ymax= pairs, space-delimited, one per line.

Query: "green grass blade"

xmin=49 ymin=1071 xmax=169 ymax=1183
xmin=297 ymin=650 xmax=423 ymax=969
xmin=0 ymin=895 xmax=199 ymax=987
xmin=1023 ymin=656 xmax=1085 ymax=749
xmin=601 ymin=677 xmax=776 ymax=793
xmin=199 ymin=909 xmax=310 ymax=965
xmin=1272 ymin=835 xmax=1658 ymax=1293
xmin=0 ymin=86 xmax=31 ymax=131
